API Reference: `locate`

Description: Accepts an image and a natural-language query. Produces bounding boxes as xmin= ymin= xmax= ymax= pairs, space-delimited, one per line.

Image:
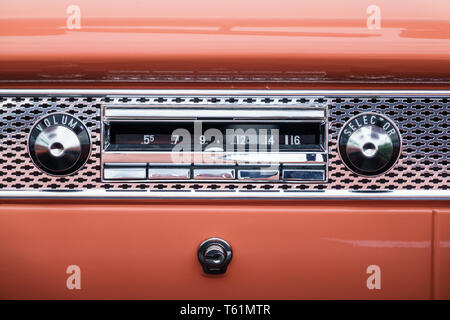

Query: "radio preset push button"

xmin=193 ymin=168 xmax=235 ymax=180
xmin=148 ymin=168 xmax=190 ymax=180
xmin=103 ymin=163 xmax=147 ymax=180
xmin=282 ymin=169 xmax=325 ymax=181
xmin=101 ymin=104 xmax=328 ymax=183
xmin=238 ymin=169 xmax=279 ymax=181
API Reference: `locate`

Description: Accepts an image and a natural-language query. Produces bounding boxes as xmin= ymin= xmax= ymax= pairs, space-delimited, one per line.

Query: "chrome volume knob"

xmin=338 ymin=113 xmax=402 ymax=176
xmin=28 ymin=113 xmax=91 ymax=176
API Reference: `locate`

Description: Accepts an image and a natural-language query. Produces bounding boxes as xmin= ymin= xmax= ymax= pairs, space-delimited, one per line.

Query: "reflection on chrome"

xmin=35 ymin=125 xmax=81 ymax=171
xmin=193 ymin=169 xmax=235 ymax=180
xmin=346 ymin=125 xmax=393 ymax=172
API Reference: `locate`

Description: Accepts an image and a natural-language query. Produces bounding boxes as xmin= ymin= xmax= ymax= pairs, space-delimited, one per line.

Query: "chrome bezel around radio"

xmin=101 ymin=104 xmax=329 ymax=183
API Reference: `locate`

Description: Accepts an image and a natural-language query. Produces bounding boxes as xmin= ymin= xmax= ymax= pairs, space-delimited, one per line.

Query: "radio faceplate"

xmin=0 ymin=90 xmax=448 ymax=199
xmin=101 ymin=104 xmax=328 ymax=183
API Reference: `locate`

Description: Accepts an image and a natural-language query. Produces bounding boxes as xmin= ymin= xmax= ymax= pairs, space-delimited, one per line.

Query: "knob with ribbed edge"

xmin=28 ymin=113 xmax=91 ymax=176
xmin=338 ymin=113 xmax=402 ymax=177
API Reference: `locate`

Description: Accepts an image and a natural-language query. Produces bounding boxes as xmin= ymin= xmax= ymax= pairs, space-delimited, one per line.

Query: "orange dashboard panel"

xmin=0 ymin=0 xmax=449 ymax=83
xmin=0 ymin=0 xmax=449 ymax=303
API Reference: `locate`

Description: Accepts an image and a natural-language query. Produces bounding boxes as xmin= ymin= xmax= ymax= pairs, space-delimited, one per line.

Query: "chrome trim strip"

xmin=104 ymin=105 xmax=325 ymax=119
xmin=0 ymin=190 xmax=448 ymax=200
xmin=101 ymin=152 xmax=327 ymax=164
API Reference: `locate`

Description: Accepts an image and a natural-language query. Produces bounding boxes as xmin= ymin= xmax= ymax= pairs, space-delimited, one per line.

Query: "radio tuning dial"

xmin=338 ymin=113 xmax=402 ymax=176
xmin=28 ymin=113 xmax=91 ymax=176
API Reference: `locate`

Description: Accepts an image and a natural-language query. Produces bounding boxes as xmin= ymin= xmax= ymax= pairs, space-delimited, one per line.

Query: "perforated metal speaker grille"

xmin=0 ymin=93 xmax=448 ymax=191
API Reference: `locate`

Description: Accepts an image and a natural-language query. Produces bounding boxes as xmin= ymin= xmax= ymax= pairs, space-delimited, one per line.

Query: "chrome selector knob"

xmin=338 ymin=113 xmax=402 ymax=176
xmin=28 ymin=113 xmax=91 ymax=176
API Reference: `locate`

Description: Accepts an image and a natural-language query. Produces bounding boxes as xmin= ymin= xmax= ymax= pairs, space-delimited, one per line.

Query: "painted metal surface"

xmin=0 ymin=200 xmax=448 ymax=299
xmin=435 ymin=209 xmax=450 ymax=299
xmin=0 ymin=0 xmax=449 ymax=83
xmin=0 ymin=0 xmax=449 ymax=301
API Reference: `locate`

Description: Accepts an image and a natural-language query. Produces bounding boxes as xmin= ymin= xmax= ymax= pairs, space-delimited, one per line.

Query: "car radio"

xmin=101 ymin=104 xmax=328 ymax=183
